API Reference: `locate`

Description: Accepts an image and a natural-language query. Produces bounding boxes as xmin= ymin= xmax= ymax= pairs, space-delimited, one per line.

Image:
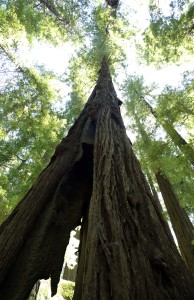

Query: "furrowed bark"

xmin=74 ymin=57 xmax=194 ymax=299
xmin=0 ymin=89 xmax=96 ymax=299
xmin=156 ymin=172 xmax=194 ymax=278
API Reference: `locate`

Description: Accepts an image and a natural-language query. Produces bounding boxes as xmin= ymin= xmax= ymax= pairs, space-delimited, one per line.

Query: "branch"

xmin=38 ymin=0 xmax=69 ymax=25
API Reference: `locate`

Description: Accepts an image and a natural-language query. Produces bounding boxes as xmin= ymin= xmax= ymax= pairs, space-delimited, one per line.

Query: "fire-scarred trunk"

xmin=0 ymin=57 xmax=194 ymax=300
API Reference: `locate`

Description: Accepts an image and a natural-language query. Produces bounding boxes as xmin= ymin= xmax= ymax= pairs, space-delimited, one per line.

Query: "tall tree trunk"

xmin=141 ymin=96 xmax=194 ymax=166
xmin=73 ymin=58 xmax=194 ymax=299
xmin=147 ymin=170 xmax=162 ymax=208
xmin=0 ymin=57 xmax=194 ymax=299
xmin=133 ymin=111 xmax=194 ymax=279
xmin=156 ymin=172 xmax=194 ymax=278
xmin=63 ymin=264 xmax=77 ymax=282
xmin=146 ymin=171 xmax=174 ymax=242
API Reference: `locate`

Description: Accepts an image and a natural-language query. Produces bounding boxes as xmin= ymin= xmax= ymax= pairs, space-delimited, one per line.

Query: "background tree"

xmin=124 ymin=100 xmax=194 ymax=277
xmin=0 ymin=47 xmax=66 ymax=222
xmin=122 ymin=74 xmax=194 ymax=213
xmin=156 ymin=171 xmax=194 ymax=278
xmin=122 ymin=71 xmax=194 ymax=274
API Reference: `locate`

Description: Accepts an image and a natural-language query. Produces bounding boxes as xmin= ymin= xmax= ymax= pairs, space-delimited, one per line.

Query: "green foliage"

xmin=138 ymin=1 xmax=194 ymax=65
xmin=35 ymin=279 xmax=75 ymax=299
xmin=64 ymin=91 xmax=86 ymax=129
xmin=62 ymin=2 xmax=132 ymax=127
xmin=122 ymin=73 xmax=194 ymax=213
xmin=0 ymin=0 xmax=88 ymax=44
xmin=35 ymin=280 xmax=50 ymax=299
xmin=59 ymin=280 xmax=75 ymax=300
xmin=0 ymin=55 xmax=66 ymax=222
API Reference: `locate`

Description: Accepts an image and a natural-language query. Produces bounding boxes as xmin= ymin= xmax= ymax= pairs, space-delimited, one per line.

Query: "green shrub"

xmin=59 ymin=280 xmax=75 ymax=300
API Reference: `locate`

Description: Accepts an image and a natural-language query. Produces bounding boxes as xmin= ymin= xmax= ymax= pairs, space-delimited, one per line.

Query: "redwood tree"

xmin=0 ymin=58 xmax=194 ymax=300
xmin=128 ymin=109 xmax=194 ymax=277
xmin=156 ymin=172 xmax=194 ymax=278
xmin=138 ymin=95 xmax=194 ymax=166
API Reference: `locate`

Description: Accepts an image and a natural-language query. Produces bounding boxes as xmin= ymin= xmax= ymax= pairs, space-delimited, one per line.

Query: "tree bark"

xmin=63 ymin=264 xmax=77 ymax=282
xmin=73 ymin=58 xmax=194 ymax=299
xmin=156 ymin=172 xmax=194 ymax=278
xmin=0 ymin=85 xmax=96 ymax=299
xmin=106 ymin=0 xmax=119 ymax=8
xmin=0 ymin=57 xmax=194 ymax=299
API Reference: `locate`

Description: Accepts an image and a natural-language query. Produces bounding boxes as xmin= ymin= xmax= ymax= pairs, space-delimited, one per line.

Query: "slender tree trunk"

xmin=156 ymin=172 xmax=194 ymax=278
xmin=146 ymin=171 xmax=174 ymax=242
xmin=0 ymin=58 xmax=194 ymax=299
xmin=133 ymin=111 xmax=194 ymax=279
xmin=63 ymin=264 xmax=77 ymax=282
xmin=141 ymin=96 xmax=194 ymax=166
xmin=38 ymin=0 xmax=68 ymax=24
xmin=147 ymin=171 xmax=162 ymax=208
